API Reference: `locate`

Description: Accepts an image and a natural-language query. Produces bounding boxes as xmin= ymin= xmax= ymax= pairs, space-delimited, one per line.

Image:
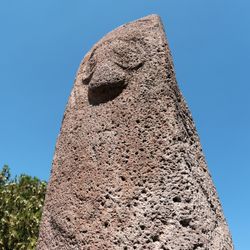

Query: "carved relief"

xmin=82 ymin=39 xmax=145 ymax=104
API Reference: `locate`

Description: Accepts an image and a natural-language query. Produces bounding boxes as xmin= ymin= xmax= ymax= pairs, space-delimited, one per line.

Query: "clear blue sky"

xmin=0 ymin=0 xmax=249 ymax=249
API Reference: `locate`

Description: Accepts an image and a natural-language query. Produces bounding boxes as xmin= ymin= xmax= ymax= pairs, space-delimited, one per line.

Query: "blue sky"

xmin=0 ymin=0 xmax=249 ymax=249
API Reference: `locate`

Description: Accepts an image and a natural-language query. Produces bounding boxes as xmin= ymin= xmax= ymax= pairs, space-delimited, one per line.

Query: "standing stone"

xmin=37 ymin=15 xmax=233 ymax=249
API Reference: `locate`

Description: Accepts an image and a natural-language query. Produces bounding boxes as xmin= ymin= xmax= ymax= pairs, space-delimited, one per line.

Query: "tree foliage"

xmin=0 ymin=165 xmax=47 ymax=250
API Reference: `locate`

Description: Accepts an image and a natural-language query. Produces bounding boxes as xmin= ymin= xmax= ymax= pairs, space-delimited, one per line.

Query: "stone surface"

xmin=37 ymin=15 xmax=233 ymax=249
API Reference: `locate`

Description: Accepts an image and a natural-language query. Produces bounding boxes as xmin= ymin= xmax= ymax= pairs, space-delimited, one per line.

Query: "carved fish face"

xmin=81 ymin=39 xmax=145 ymax=104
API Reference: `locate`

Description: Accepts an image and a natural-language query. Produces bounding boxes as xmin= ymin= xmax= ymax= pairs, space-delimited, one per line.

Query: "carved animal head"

xmin=81 ymin=39 xmax=145 ymax=104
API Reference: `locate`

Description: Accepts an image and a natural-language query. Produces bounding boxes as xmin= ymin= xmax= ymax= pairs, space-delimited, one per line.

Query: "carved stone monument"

xmin=38 ymin=15 xmax=233 ymax=249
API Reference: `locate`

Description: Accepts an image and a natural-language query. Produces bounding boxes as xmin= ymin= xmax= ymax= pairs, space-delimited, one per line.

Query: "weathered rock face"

xmin=37 ymin=15 xmax=233 ymax=250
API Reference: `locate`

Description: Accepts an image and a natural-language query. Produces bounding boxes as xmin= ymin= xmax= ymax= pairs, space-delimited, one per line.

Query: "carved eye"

xmin=112 ymin=40 xmax=145 ymax=70
xmin=82 ymin=51 xmax=97 ymax=84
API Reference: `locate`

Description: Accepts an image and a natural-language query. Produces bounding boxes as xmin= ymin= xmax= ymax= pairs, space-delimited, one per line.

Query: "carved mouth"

xmin=88 ymin=80 xmax=127 ymax=105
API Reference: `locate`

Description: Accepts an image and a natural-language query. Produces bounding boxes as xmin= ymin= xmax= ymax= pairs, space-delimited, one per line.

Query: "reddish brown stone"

xmin=37 ymin=15 xmax=233 ymax=249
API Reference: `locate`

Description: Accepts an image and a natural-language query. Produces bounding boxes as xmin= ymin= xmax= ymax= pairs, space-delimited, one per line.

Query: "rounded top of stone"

xmin=115 ymin=14 xmax=163 ymax=32
xmin=88 ymin=14 xmax=165 ymax=53
xmin=133 ymin=14 xmax=161 ymax=22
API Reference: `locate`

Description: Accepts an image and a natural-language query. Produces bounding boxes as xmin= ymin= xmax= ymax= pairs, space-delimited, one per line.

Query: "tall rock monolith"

xmin=37 ymin=15 xmax=233 ymax=249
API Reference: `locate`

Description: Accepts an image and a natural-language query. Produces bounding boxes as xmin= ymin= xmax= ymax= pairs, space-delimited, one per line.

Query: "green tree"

xmin=0 ymin=165 xmax=47 ymax=250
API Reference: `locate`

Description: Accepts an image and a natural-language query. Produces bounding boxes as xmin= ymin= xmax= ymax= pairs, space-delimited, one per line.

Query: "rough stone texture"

xmin=37 ymin=15 xmax=233 ymax=250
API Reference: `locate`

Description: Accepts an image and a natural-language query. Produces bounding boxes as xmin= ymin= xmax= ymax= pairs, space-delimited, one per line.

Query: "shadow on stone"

xmin=88 ymin=81 xmax=126 ymax=105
